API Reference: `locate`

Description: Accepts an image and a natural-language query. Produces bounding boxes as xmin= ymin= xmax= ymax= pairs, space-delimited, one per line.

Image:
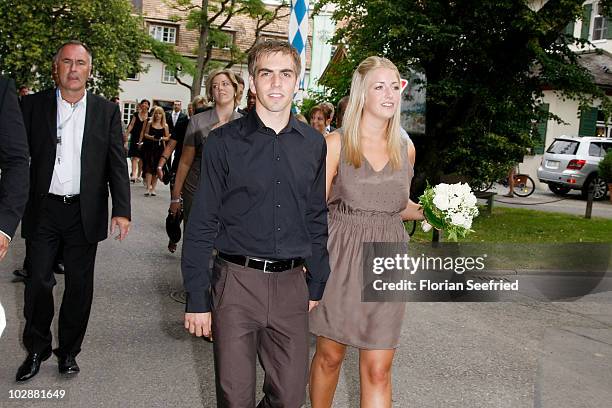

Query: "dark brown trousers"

xmin=211 ymin=257 xmax=309 ymax=408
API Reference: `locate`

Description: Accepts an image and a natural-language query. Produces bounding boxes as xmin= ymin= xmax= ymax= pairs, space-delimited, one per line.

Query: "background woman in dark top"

xmin=124 ymin=99 xmax=149 ymax=183
xmin=141 ymin=106 xmax=170 ymax=196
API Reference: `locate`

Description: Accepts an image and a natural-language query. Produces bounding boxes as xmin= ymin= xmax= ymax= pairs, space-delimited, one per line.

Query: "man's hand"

xmin=185 ymin=312 xmax=212 ymax=339
xmin=0 ymin=235 xmax=9 ymax=261
xmin=110 ymin=216 xmax=130 ymax=241
xmin=308 ymin=300 xmax=319 ymax=312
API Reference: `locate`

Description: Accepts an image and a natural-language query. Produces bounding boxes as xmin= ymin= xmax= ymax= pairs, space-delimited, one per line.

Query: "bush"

xmin=598 ymin=150 xmax=612 ymax=183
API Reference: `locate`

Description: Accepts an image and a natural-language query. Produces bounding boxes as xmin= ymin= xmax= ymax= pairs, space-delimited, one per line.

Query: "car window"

xmin=546 ymin=139 xmax=579 ymax=155
xmin=589 ymin=142 xmax=604 ymax=157
xmin=602 ymin=142 xmax=612 ymax=154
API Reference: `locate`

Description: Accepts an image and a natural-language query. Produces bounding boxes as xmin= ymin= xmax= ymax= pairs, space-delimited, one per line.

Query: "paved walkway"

xmin=0 ymin=181 xmax=611 ymax=407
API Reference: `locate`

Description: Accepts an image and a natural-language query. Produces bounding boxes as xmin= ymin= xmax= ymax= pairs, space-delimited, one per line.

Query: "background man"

xmin=164 ymin=100 xmax=188 ymax=178
xmin=0 ymin=77 xmax=29 ymax=261
xmin=16 ymin=40 xmax=130 ymax=382
xmin=181 ymin=40 xmax=330 ymax=407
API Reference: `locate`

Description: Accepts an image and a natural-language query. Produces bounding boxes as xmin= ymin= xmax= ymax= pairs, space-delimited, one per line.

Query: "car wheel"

xmin=581 ymin=175 xmax=608 ymax=200
xmin=548 ymin=184 xmax=571 ymax=196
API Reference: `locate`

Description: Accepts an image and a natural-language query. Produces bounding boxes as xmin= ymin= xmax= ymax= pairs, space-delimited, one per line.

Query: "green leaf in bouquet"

xmin=423 ymin=205 xmax=445 ymax=230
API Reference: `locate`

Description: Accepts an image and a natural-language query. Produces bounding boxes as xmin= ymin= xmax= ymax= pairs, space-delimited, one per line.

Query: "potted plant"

xmin=598 ymin=150 xmax=612 ymax=203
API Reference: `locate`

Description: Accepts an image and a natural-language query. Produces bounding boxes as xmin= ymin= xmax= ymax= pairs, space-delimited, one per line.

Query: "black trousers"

xmin=22 ymin=198 xmax=98 ymax=357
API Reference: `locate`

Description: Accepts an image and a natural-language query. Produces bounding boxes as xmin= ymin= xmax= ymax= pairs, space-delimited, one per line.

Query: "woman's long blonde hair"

xmin=150 ymin=105 xmax=167 ymax=128
xmin=342 ymin=56 xmax=403 ymax=169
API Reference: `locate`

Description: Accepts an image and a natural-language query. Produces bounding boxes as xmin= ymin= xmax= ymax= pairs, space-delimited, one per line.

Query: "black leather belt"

xmin=46 ymin=193 xmax=80 ymax=204
xmin=218 ymin=252 xmax=303 ymax=273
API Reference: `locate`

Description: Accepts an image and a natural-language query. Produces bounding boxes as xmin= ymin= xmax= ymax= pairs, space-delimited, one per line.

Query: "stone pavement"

xmin=0 ymin=181 xmax=611 ymax=407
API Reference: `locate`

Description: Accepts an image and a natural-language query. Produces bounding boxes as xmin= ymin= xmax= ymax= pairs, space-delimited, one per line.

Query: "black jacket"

xmin=0 ymin=77 xmax=29 ymax=238
xmin=20 ymin=88 xmax=130 ymax=243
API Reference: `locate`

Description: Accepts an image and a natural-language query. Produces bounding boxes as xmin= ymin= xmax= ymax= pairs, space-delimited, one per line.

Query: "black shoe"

xmin=52 ymin=262 xmax=65 ymax=275
xmin=13 ymin=268 xmax=28 ymax=279
xmin=15 ymin=349 xmax=52 ymax=382
xmin=58 ymin=355 xmax=79 ymax=375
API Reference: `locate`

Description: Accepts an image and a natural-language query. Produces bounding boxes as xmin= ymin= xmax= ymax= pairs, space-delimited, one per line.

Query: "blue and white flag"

xmin=289 ymin=0 xmax=308 ymax=89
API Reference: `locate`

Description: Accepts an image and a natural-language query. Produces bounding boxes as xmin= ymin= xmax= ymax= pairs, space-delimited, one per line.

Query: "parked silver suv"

xmin=537 ymin=136 xmax=612 ymax=200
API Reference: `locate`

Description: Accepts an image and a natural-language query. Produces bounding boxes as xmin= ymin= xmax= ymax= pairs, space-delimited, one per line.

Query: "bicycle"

xmin=473 ymin=166 xmax=536 ymax=198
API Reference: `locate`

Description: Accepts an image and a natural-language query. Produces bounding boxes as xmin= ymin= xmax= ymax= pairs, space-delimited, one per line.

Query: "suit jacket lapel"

xmin=46 ymin=89 xmax=57 ymax=145
xmin=81 ymin=92 xmax=96 ymax=168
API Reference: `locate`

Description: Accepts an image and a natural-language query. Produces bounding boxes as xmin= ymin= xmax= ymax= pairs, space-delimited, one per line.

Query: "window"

xmin=162 ymin=65 xmax=177 ymax=84
xmin=589 ymin=142 xmax=612 ymax=157
xmin=592 ymin=3 xmax=608 ymax=41
xmin=212 ymin=31 xmax=236 ymax=50
xmin=546 ymin=140 xmax=580 ymax=155
xmin=149 ymin=25 xmax=177 ymax=44
xmin=126 ymin=69 xmax=138 ymax=81
xmin=260 ymin=34 xmax=285 ymax=43
xmin=122 ymin=102 xmax=137 ymax=125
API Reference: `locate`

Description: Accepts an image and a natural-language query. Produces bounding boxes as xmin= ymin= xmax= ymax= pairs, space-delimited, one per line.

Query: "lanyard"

xmin=56 ymin=104 xmax=78 ymax=165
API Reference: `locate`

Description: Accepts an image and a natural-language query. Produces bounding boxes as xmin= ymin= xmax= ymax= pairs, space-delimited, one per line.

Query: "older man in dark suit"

xmin=0 ymin=77 xmax=29 ymax=260
xmin=16 ymin=40 xmax=131 ymax=382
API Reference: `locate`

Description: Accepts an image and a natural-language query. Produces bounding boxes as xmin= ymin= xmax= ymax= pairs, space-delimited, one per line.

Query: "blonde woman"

xmin=309 ymin=56 xmax=424 ymax=407
xmin=169 ymin=69 xmax=242 ymax=221
xmin=141 ymin=106 xmax=170 ymax=196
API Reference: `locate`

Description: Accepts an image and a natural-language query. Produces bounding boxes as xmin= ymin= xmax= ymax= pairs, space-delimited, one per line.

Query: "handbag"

xmin=161 ymin=161 xmax=172 ymax=185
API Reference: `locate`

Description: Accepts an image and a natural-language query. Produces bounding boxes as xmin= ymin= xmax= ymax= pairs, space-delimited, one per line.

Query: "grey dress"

xmin=309 ymin=133 xmax=413 ymax=349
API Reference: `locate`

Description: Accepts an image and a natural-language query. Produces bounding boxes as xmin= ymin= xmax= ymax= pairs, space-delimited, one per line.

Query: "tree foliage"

xmin=157 ymin=0 xmax=291 ymax=99
xmin=315 ymin=0 xmax=612 ymax=189
xmin=0 ymin=0 xmax=149 ymax=97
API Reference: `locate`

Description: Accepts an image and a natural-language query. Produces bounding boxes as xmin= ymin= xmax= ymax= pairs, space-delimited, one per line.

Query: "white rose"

xmin=433 ymin=192 xmax=450 ymax=211
xmin=435 ymin=183 xmax=450 ymax=194
xmin=448 ymin=195 xmax=462 ymax=210
xmin=463 ymin=193 xmax=477 ymax=207
xmin=450 ymin=212 xmax=467 ymax=227
xmin=421 ymin=220 xmax=433 ymax=232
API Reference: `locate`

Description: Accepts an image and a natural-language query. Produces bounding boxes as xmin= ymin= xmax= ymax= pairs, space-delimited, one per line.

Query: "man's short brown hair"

xmin=247 ymin=40 xmax=301 ymax=77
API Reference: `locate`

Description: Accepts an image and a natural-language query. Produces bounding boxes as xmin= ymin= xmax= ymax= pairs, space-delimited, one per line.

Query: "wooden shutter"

xmin=564 ymin=21 xmax=575 ymax=36
xmin=582 ymin=4 xmax=592 ymax=40
xmin=578 ymin=107 xmax=598 ymax=137
xmin=534 ymin=104 xmax=549 ymax=155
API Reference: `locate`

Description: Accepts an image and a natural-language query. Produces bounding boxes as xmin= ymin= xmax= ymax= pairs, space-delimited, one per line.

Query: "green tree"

xmin=156 ymin=0 xmax=291 ymax=100
xmin=0 ymin=0 xmax=148 ymax=97
xmin=315 ymin=0 xmax=612 ymax=190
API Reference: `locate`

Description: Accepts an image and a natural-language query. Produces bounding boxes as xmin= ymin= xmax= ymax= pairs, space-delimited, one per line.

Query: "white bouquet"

xmin=419 ymin=182 xmax=479 ymax=241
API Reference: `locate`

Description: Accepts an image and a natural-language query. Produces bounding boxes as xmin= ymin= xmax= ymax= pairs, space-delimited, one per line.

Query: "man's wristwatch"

xmin=170 ymin=198 xmax=182 ymax=203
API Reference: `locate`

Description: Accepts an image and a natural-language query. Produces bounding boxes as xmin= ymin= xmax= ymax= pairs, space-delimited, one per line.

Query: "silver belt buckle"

xmin=63 ymin=195 xmax=71 ymax=204
xmin=262 ymin=259 xmax=272 ymax=273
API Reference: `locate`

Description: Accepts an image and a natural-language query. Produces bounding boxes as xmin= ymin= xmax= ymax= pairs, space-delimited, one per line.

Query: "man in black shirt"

xmin=181 ymin=40 xmax=330 ymax=407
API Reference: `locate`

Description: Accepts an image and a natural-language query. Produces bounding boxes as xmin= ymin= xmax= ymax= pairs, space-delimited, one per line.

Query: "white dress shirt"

xmin=49 ymin=89 xmax=86 ymax=196
xmin=172 ymin=111 xmax=179 ymax=126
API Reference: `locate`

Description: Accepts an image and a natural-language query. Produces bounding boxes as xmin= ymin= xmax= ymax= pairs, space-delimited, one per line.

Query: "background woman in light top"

xmin=141 ymin=106 xmax=170 ymax=196
xmin=169 ymin=69 xmax=242 ymax=221
xmin=309 ymin=56 xmax=424 ymax=408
